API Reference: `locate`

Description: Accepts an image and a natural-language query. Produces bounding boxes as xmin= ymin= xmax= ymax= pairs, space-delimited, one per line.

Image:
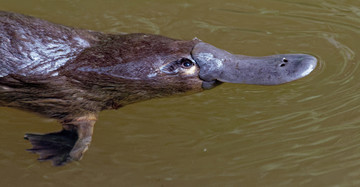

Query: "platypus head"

xmin=67 ymin=33 xmax=316 ymax=102
xmin=124 ymin=34 xmax=317 ymax=92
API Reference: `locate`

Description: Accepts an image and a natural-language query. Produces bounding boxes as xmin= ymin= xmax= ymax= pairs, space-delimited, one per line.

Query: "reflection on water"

xmin=2 ymin=0 xmax=360 ymax=186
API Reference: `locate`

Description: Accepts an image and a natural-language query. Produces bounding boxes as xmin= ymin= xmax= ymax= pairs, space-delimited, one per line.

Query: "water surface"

xmin=1 ymin=0 xmax=360 ymax=186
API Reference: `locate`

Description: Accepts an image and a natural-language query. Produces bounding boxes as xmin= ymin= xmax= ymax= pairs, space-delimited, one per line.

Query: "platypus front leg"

xmin=24 ymin=114 xmax=97 ymax=166
xmin=64 ymin=114 xmax=97 ymax=162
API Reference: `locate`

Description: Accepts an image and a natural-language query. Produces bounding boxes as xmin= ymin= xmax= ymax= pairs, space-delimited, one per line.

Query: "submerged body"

xmin=0 ymin=11 xmax=317 ymax=165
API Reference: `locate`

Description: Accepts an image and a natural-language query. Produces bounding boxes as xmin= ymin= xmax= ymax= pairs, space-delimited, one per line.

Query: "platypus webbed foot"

xmin=24 ymin=130 xmax=78 ymax=166
xmin=25 ymin=114 xmax=97 ymax=166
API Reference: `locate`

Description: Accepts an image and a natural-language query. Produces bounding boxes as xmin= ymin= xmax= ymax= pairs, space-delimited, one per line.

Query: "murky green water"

xmin=1 ymin=0 xmax=360 ymax=186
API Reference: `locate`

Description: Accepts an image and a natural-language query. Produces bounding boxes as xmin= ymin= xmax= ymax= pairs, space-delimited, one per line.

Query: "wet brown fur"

xmin=0 ymin=11 xmax=203 ymax=121
xmin=0 ymin=11 xmax=203 ymax=165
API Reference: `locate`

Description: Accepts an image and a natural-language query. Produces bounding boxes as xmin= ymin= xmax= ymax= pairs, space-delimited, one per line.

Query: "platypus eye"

xmin=160 ymin=58 xmax=195 ymax=75
xmin=180 ymin=58 xmax=194 ymax=68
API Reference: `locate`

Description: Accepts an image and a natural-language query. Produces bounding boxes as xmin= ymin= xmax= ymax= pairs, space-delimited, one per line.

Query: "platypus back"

xmin=0 ymin=11 xmax=98 ymax=77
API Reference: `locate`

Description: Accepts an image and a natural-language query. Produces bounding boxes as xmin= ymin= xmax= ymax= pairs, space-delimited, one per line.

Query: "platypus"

xmin=0 ymin=11 xmax=317 ymax=165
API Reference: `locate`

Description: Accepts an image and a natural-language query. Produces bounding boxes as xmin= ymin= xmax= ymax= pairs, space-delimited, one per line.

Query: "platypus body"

xmin=0 ymin=11 xmax=317 ymax=165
